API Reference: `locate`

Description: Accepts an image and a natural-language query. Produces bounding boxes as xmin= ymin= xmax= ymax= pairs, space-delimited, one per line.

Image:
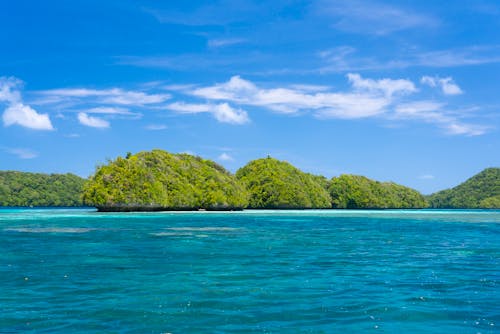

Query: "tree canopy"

xmin=82 ymin=149 xmax=248 ymax=211
xmin=428 ymin=168 xmax=500 ymax=208
xmin=328 ymin=174 xmax=428 ymax=209
xmin=0 ymin=171 xmax=85 ymax=206
xmin=235 ymin=157 xmax=331 ymax=209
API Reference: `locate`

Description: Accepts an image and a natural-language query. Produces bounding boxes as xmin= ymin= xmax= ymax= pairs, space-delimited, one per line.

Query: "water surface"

xmin=1 ymin=208 xmax=499 ymax=333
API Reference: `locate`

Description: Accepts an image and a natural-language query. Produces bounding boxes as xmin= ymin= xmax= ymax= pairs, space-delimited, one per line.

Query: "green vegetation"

xmin=428 ymin=168 xmax=500 ymax=208
xmin=82 ymin=149 xmax=248 ymax=211
xmin=236 ymin=157 xmax=331 ymax=209
xmin=328 ymin=174 xmax=428 ymax=209
xmin=0 ymin=171 xmax=85 ymax=206
xmin=2 ymin=151 xmax=497 ymax=211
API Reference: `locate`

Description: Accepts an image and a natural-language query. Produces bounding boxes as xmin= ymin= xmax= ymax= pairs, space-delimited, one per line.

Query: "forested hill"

xmin=236 ymin=157 xmax=332 ymax=209
xmin=0 ymin=171 xmax=86 ymax=206
xmin=428 ymin=168 xmax=500 ymax=208
xmin=82 ymin=150 xmax=249 ymax=211
xmin=328 ymin=174 xmax=428 ymax=209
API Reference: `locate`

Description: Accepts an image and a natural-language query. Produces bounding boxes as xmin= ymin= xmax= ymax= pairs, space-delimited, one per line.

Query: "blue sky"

xmin=1 ymin=0 xmax=499 ymax=194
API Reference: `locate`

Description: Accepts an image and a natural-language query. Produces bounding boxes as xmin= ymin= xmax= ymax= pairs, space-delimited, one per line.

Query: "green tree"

xmin=83 ymin=149 xmax=248 ymax=211
xmin=0 ymin=171 xmax=86 ymax=207
xmin=428 ymin=168 xmax=500 ymax=208
xmin=328 ymin=174 xmax=428 ymax=209
xmin=236 ymin=157 xmax=331 ymax=209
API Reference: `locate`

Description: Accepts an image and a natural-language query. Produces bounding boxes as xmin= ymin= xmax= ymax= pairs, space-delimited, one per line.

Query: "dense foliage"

xmin=82 ymin=150 xmax=248 ymax=210
xmin=0 ymin=171 xmax=85 ymax=206
xmin=328 ymin=174 xmax=428 ymax=209
xmin=428 ymin=168 xmax=500 ymax=208
xmin=235 ymin=157 xmax=331 ymax=209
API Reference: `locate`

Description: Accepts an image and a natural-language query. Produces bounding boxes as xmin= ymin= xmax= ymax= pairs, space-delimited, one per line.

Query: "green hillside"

xmin=0 ymin=171 xmax=86 ymax=206
xmin=235 ymin=157 xmax=331 ymax=209
xmin=328 ymin=174 xmax=428 ymax=209
xmin=82 ymin=150 xmax=248 ymax=211
xmin=428 ymin=168 xmax=500 ymax=208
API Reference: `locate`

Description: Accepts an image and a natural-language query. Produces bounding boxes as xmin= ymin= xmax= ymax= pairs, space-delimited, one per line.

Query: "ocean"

xmin=1 ymin=208 xmax=499 ymax=333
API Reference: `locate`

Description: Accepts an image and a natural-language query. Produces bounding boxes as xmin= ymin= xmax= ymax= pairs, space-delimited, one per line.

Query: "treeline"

xmin=1 ymin=151 xmax=498 ymax=210
xmin=0 ymin=171 xmax=85 ymax=207
xmin=82 ymin=150 xmax=429 ymax=211
xmin=428 ymin=168 xmax=500 ymax=208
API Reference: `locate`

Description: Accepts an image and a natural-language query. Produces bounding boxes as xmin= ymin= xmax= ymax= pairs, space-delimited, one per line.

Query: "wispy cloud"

xmin=217 ymin=152 xmax=234 ymax=161
xmin=166 ymin=101 xmax=249 ymax=124
xmin=38 ymin=87 xmax=170 ymax=106
xmin=83 ymin=107 xmax=134 ymax=115
xmin=319 ymin=45 xmax=500 ymax=72
xmin=116 ymin=52 xmax=268 ymax=72
xmin=208 ymin=38 xmax=246 ymax=48
xmin=143 ymin=1 xmax=266 ymax=26
xmin=1 ymin=77 xmax=53 ymax=130
xmin=77 ymin=112 xmax=110 ymax=128
xmin=190 ymin=74 xmax=414 ymax=118
xmin=175 ymin=74 xmax=488 ymax=135
xmin=316 ymin=0 xmax=439 ymax=35
xmin=418 ymin=174 xmax=435 ymax=180
xmin=5 ymin=147 xmax=38 ymax=159
xmin=394 ymin=101 xmax=487 ymax=136
xmin=421 ymin=76 xmax=463 ymax=95
xmin=144 ymin=124 xmax=168 ymax=131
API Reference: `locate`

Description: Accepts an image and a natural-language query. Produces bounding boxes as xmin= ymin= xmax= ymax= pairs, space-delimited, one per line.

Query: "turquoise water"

xmin=1 ymin=209 xmax=499 ymax=333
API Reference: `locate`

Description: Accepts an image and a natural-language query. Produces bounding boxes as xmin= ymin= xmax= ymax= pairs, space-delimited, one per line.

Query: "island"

xmin=0 ymin=171 xmax=85 ymax=207
xmin=1 ymin=150 xmax=498 ymax=210
xmin=82 ymin=150 xmax=248 ymax=211
xmin=428 ymin=168 xmax=500 ymax=208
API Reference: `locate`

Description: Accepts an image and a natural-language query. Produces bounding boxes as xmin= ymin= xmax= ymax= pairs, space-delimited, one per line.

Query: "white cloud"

xmin=5 ymin=148 xmax=38 ymax=159
xmin=77 ymin=112 xmax=109 ymax=128
xmin=184 ymin=75 xmax=487 ymax=135
xmin=217 ymin=152 xmax=234 ymax=161
xmin=208 ymin=38 xmax=246 ymax=48
xmin=319 ymin=45 xmax=500 ymax=73
xmin=166 ymin=101 xmax=249 ymax=124
xmin=317 ymin=0 xmax=438 ymax=35
xmin=394 ymin=101 xmax=487 ymax=136
xmin=3 ymin=103 xmax=54 ymax=130
xmin=0 ymin=77 xmax=22 ymax=103
xmin=38 ymin=87 xmax=170 ymax=106
xmin=162 ymin=84 xmax=197 ymax=91
xmin=190 ymin=74 xmax=408 ymax=118
xmin=421 ymin=76 xmax=463 ymax=95
xmin=1 ymin=77 xmax=54 ymax=130
xmin=347 ymin=73 xmax=417 ymax=97
xmin=213 ymin=103 xmax=249 ymax=124
xmin=84 ymin=107 xmax=133 ymax=115
xmin=418 ymin=174 xmax=434 ymax=180
xmin=144 ymin=124 xmax=168 ymax=130
xmin=314 ymin=94 xmax=390 ymax=119
xmin=289 ymin=84 xmax=331 ymax=92
xmin=167 ymin=102 xmax=214 ymax=114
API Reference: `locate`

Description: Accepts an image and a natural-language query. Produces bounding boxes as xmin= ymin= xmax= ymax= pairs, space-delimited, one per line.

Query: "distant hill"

xmin=328 ymin=174 xmax=428 ymax=209
xmin=0 ymin=171 xmax=86 ymax=206
xmin=82 ymin=150 xmax=248 ymax=211
xmin=428 ymin=168 xmax=500 ymax=208
xmin=235 ymin=157 xmax=331 ymax=209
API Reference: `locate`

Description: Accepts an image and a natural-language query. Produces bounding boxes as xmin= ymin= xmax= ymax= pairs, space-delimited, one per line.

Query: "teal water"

xmin=1 ymin=209 xmax=499 ymax=333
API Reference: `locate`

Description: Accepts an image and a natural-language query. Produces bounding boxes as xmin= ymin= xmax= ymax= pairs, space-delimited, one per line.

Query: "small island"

xmin=82 ymin=150 xmax=248 ymax=211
